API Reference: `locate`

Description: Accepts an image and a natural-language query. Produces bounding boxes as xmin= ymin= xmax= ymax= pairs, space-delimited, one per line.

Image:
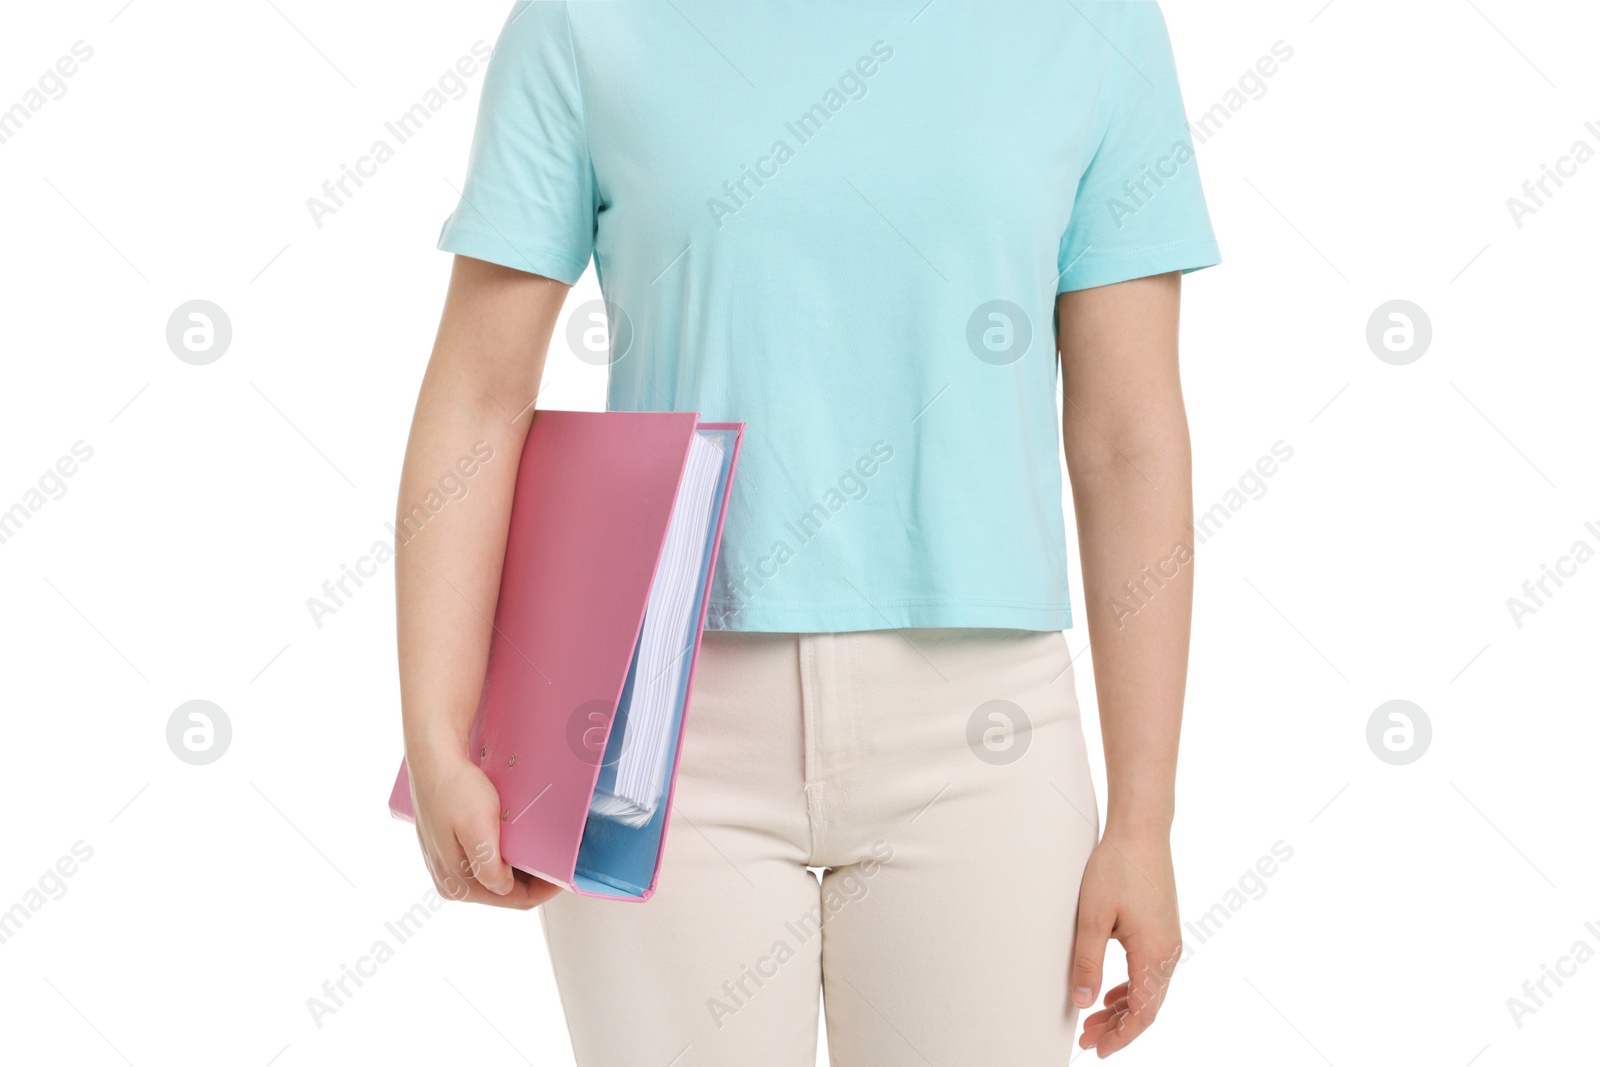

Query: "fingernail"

xmin=1073 ymin=986 xmax=1094 ymax=1007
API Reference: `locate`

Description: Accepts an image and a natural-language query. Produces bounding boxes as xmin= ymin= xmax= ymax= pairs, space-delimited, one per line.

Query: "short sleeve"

xmin=438 ymin=1 xmax=597 ymax=284
xmin=1056 ymin=3 xmax=1220 ymax=293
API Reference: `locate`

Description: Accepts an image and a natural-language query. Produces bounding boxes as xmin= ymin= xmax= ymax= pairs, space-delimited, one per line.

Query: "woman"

xmin=397 ymin=1 xmax=1217 ymax=1062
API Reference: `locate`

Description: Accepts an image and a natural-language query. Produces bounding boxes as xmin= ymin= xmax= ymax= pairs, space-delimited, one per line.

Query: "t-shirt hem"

xmin=1057 ymin=237 xmax=1221 ymax=293
xmin=437 ymin=218 xmax=590 ymax=285
xmin=704 ymin=599 xmax=1074 ymax=634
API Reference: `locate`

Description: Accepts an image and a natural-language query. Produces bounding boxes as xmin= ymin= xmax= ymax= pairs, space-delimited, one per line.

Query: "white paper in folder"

xmin=588 ymin=430 xmax=727 ymax=827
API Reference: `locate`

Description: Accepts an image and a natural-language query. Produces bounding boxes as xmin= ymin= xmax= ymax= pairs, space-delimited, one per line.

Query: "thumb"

xmin=457 ymin=819 xmax=515 ymax=895
xmin=1072 ymin=906 xmax=1113 ymax=1009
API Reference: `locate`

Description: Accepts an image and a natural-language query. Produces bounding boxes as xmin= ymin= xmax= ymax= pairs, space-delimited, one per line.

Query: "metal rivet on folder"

xmin=509 ymin=755 xmax=516 ymax=766
xmin=502 ymin=808 xmax=510 ymax=821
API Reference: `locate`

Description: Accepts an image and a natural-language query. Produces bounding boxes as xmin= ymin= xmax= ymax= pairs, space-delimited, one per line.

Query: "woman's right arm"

xmin=396 ymin=254 xmax=569 ymax=909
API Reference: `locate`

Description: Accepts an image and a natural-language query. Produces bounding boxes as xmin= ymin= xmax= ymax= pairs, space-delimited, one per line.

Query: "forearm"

xmin=396 ymin=389 xmax=525 ymax=767
xmin=396 ymin=257 xmax=565 ymax=775
xmin=1059 ymin=273 xmax=1191 ymax=840
xmin=1067 ymin=426 xmax=1191 ymax=838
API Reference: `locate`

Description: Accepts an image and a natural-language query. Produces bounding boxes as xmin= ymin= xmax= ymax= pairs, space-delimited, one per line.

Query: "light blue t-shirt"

xmin=441 ymin=0 xmax=1219 ymax=633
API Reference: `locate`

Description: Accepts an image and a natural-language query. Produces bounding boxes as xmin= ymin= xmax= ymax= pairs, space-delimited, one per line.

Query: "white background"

xmin=1 ymin=1 xmax=1597 ymax=1064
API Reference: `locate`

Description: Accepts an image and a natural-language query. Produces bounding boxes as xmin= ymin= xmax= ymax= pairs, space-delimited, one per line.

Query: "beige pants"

xmin=540 ymin=628 xmax=1100 ymax=1066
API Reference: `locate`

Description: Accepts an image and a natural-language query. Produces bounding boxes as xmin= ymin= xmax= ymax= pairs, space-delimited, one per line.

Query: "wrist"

xmin=1103 ymin=806 xmax=1174 ymax=843
xmin=403 ymin=724 xmax=474 ymax=777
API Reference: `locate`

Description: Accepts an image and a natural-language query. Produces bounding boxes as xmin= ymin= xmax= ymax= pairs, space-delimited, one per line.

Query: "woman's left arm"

xmin=1058 ymin=271 xmax=1192 ymax=1058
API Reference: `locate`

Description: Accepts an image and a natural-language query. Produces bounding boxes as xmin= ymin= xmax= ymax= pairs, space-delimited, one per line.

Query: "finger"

xmin=463 ymin=870 xmax=555 ymax=910
xmin=429 ymin=836 xmax=544 ymax=909
xmin=505 ymin=868 xmax=565 ymax=909
xmin=1081 ymin=985 xmax=1128 ymax=1028
xmin=1071 ymin=904 xmax=1114 ymax=1010
xmin=1095 ymin=1009 xmax=1148 ymax=1059
xmin=1123 ymin=936 xmax=1177 ymax=1025
xmin=1079 ymin=1010 xmax=1121 ymax=1048
xmin=1091 ymin=941 xmax=1174 ymax=1057
xmin=1082 ymin=1005 xmax=1136 ymax=1059
xmin=1079 ymin=993 xmax=1130 ymax=1046
xmin=454 ymin=816 xmax=515 ymax=896
xmin=426 ymin=833 xmax=478 ymax=902
xmin=1080 ymin=1013 xmax=1130 ymax=1054
xmin=416 ymin=827 xmax=463 ymax=903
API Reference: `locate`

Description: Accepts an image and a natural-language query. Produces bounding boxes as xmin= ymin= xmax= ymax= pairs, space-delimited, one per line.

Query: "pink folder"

xmin=388 ymin=410 xmax=743 ymax=901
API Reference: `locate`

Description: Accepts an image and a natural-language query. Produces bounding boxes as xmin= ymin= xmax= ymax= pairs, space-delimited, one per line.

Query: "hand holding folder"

xmin=389 ymin=410 xmax=743 ymax=901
